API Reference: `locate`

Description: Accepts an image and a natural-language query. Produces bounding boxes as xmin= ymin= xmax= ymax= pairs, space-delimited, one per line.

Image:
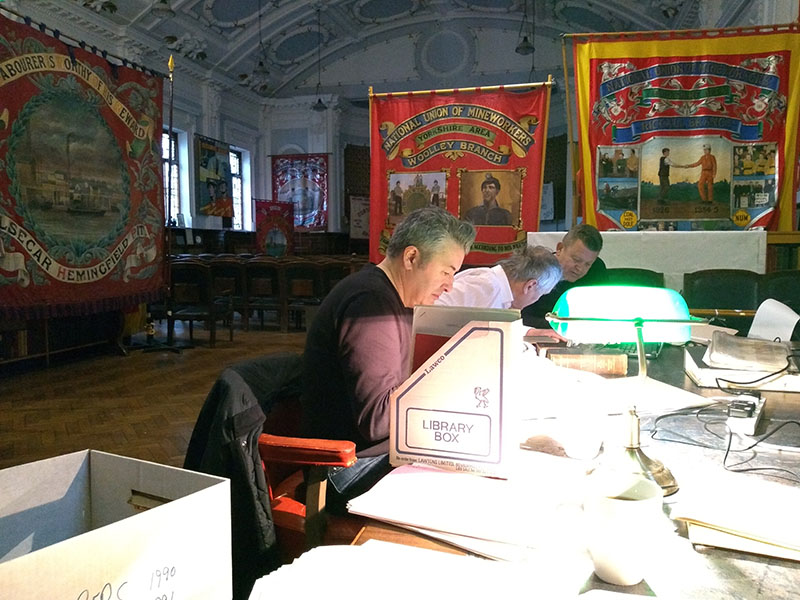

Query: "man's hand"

xmin=524 ymin=327 xmax=568 ymax=343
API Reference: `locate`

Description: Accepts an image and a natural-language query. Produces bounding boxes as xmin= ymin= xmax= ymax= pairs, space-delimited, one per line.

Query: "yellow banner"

xmin=572 ymin=29 xmax=800 ymax=231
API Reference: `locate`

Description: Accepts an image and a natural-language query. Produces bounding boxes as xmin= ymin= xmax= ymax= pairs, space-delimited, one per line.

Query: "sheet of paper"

xmin=748 ymin=298 xmax=800 ymax=343
xmin=690 ymin=323 xmax=739 ymax=345
xmin=598 ymin=374 xmax=714 ymax=416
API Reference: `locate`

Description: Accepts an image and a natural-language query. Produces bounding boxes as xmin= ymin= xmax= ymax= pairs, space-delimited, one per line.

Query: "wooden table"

xmin=352 ymin=520 xmax=467 ymax=555
xmin=349 ymin=344 xmax=800 ymax=598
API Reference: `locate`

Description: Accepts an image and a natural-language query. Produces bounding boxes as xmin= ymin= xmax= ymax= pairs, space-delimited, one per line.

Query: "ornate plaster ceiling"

xmin=29 ymin=1 xmax=772 ymax=104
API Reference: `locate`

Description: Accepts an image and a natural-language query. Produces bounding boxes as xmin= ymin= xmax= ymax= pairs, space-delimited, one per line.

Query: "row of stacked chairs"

xmin=604 ymin=267 xmax=800 ymax=313
xmin=161 ymin=255 xmax=368 ymax=341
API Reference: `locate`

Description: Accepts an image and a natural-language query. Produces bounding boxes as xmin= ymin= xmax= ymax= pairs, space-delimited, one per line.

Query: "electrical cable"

xmin=723 ymin=420 xmax=800 ymax=484
xmin=649 ymin=405 xmax=800 ymax=483
xmin=714 ymin=352 xmax=800 ymax=393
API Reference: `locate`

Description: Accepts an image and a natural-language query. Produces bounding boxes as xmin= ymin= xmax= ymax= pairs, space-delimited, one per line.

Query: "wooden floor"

xmin=0 ymin=319 xmax=306 ymax=471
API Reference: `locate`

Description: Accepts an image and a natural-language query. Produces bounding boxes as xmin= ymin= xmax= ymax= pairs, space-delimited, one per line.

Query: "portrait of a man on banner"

xmin=369 ymin=82 xmax=552 ymax=265
xmin=0 ymin=12 xmax=164 ymax=317
xmin=572 ymin=27 xmax=800 ymax=232
xmin=459 ymin=170 xmax=522 ymax=227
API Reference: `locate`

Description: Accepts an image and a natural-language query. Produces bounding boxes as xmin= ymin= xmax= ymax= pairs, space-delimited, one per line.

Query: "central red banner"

xmin=369 ymin=84 xmax=551 ymax=265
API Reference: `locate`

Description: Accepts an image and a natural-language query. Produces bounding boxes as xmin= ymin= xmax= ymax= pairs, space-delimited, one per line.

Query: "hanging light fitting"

xmin=311 ymin=6 xmax=327 ymax=111
xmin=515 ymin=0 xmax=535 ymax=56
xmin=239 ymin=0 xmax=271 ymax=93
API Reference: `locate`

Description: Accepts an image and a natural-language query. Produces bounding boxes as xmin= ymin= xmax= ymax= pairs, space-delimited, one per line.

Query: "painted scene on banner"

xmin=195 ymin=134 xmax=234 ymax=218
xmin=369 ymin=83 xmax=551 ymax=265
xmin=271 ymin=154 xmax=328 ymax=232
xmin=574 ymin=28 xmax=800 ymax=232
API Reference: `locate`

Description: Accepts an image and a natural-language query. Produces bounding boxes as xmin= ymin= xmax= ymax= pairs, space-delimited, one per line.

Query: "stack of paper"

xmin=346 ymin=459 xmax=589 ymax=561
xmin=248 ymin=540 xmax=652 ymax=599
xmin=248 ymin=541 xmax=533 ymax=599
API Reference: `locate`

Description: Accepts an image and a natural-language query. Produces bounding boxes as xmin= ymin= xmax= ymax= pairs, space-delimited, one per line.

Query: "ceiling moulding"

xmin=270 ymin=22 xmax=323 ymax=67
xmin=202 ymin=0 xmax=263 ymax=30
xmin=452 ymin=0 xmax=516 ymax=13
xmin=79 ymin=0 xmax=117 ymax=14
xmin=353 ymin=0 xmax=422 ymax=24
xmin=39 ymin=0 xmax=120 ymax=38
xmin=165 ymin=32 xmax=208 ymax=61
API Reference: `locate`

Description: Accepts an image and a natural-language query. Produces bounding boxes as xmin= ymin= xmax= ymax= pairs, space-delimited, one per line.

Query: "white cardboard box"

xmin=0 ymin=450 xmax=231 ymax=600
xmin=390 ymin=318 xmax=527 ymax=478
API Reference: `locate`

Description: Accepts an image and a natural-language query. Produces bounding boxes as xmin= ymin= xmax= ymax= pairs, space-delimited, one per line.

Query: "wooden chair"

xmin=209 ymin=256 xmax=249 ymax=330
xmin=682 ymin=268 xmax=761 ymax=330
xmin=245 ymin=257 xmax=287 ymax=331
xmin=184 ymin=352 xmax=363 ymax=596
xmin=282 ymin=259 xmax=326 ymax=330
xmin=320 ymin=258 xmax=353 ymax=294
xmin=169 ymin=260 xmax=233 ymax=347
xmin=604 ymin=267 xmax=665 ymax=288
xmin=256 ymin=363 xmax=365 ymax=566
xmin=682 ymin=269 xmax=761 ymax=310
xmin=760 ymin=269 xmax=800 ymax=314
xmin=258 ymin=420 xmax=360 ymax=564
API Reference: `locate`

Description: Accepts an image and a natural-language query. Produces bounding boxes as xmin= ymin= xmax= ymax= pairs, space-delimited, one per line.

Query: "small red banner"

xmin=255 ymin=199 xmax=294 ymax=257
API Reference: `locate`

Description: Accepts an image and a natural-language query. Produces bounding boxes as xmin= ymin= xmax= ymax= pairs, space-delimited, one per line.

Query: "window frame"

xmin=162 ymin=129 xmax=180 ymax=224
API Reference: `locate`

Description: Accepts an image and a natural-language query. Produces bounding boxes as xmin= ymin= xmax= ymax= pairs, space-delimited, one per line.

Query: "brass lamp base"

xmin=591 ymin=406 xmax=679 ymax=497
xmin=621 ymin=445 xmax=679 ymax=496
xmin=625 ymin=405 xmax=679 ymax=496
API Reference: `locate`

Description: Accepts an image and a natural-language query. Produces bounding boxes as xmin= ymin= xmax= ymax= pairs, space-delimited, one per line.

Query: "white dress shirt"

xmin=435 ymin=264 xmax=513 ymax=309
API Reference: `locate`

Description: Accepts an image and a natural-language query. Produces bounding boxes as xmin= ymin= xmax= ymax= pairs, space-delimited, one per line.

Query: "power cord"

xmin=649 ymin=402 xmax=729 ymax=449
xmin=722 ymin=420 xmax=800 ymax=484
xmin=714 ymin=352 xmax=800 ymax=393
xmin=649 ymin=404 xmax=800 ymax=484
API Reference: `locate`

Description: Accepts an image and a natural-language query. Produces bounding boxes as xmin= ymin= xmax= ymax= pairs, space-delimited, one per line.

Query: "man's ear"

xmin=402 ymin=245 xmax=420 ymax=270
xmin=525 ymin=279 xmax=538 ymax=294
xmin=555 ymin=242 xmax=565 ymax=253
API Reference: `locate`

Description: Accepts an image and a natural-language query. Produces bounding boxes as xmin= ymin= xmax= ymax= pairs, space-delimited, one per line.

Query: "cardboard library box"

xmin=0 ymin=450 xmax=231 ymax=600
xmin=391 ymin=309 xmax=527 ymax=479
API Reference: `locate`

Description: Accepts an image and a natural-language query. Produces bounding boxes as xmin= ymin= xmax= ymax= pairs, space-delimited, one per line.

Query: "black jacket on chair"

xmin=183 ymin=352 xmax=303 ymax=600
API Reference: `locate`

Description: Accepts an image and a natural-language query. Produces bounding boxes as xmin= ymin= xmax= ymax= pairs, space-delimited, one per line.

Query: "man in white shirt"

xmin=435 ymin=245 xmax=561 ymax=310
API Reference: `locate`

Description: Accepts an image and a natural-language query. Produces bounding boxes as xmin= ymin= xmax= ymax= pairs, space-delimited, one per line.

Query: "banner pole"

xmin=563 ymin=21 xmax=798 ymax=41
xmin=144 ymin=54 xmax=183 ymax=353
xmin=165 ymin=54 xmax=176 ymax=345
xmin=561 ymin=36 xmax=579 ymax=228
xmin=370 ymin=80 xmax=551 ymax=99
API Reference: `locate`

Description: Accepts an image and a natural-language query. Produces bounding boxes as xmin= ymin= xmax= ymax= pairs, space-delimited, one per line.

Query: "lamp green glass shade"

xmin=547 ymin=285 xmax=702 ymax=344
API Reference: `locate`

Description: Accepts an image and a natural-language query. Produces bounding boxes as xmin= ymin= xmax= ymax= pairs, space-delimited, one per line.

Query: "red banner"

xmin=0 ymin=13 xmax=164 ymax=318
xmin=271 ymin=154 xmax=328 ymax=232
xmin=572 ymin=26 xmax=800 ymax=232
xmin=369 ymin=83 xmax=551 ymax=265
xmin=255 ymin=199 xmax=294 ymax=257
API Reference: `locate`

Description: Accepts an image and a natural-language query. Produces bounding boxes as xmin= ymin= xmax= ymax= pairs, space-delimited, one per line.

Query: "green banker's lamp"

xmin=546 ymin=285 xmax=706 ymax=496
